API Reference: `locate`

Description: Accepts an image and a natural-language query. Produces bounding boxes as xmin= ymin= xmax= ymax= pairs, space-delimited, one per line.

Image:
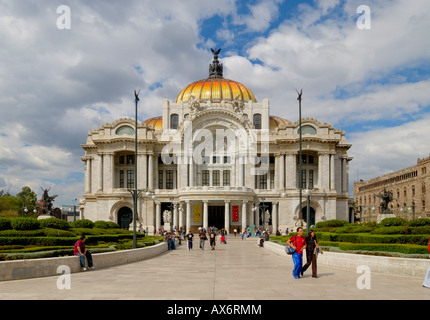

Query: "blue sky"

xmin=0 ymin=0 xmax=429 ymax=205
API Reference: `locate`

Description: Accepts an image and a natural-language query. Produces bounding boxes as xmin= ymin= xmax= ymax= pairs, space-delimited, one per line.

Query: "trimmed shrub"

xmin=71 ymin=219 xmax=94 ymax=229
xmin=410 ymin=226 xmax=430 ymax=235
xmin=380 ymin=217 xmax=407 ymax=227
xmin=0 ymin=217 xmax=12 ymax=231
xmin=371 ymin=226 xmax=410 ymax=235
xmin=10 ymin=217 xmax=40 ymax=230
xmin=315 ymin=219 xmax=348 ymax=229
xmin=408 ymin=218 xmax=430 ymax=227
xmin=39 ymin=218 xmax=70 ymax=230
xmin=94 ymin=220 xmax=120 ymax=229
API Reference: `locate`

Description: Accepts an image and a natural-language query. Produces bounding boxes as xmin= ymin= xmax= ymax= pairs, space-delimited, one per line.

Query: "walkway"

xmin=0 ymin=237 xmax=429 ymax=300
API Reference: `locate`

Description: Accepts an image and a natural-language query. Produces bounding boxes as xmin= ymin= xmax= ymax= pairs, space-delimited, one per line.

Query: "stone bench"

xmin=0 ymin=242 xmax=168 ymax=281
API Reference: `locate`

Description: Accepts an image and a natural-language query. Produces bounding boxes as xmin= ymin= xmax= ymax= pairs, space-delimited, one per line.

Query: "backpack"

xmin=285 ymin=236 xmax=296 ymax=255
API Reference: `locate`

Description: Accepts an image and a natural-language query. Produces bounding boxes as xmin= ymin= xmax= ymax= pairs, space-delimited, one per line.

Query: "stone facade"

xmin=79 ymin=54 xmax=353 ymax=234
xmin=354 ymin=155 xmax=430 ymax=221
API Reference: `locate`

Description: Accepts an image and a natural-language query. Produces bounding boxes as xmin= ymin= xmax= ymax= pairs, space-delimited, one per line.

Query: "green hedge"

xmin=93 ymin=220 xmax=120 ymax=229
xmin=39 ymin=218 xmax=70 ymax=230
xmin=10 ymin=217 xmax=40 ymax=230
xmin=380 ymin=217 xmax=408 ymax=227
xmin=70 ymin=219 xmax=94 ymax=229
xmin=408 ymin=218 xmax=430 ymax=227
xmin=315 ymin=219 xmax=348 ymax=228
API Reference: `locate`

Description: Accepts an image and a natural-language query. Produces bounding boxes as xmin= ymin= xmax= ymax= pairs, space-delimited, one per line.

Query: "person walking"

xmin=209 ymin=229 xmax=216 ymax=250
xmin=186 ymin=230 xmax=194 ymax=250
xmin=199 ymin=228 xmax=207 ymax=250
xmin=286 ymin=227 xmax=306 ymax=279
xmin=302 ymin=230 xmax=319 ymax=278
xmin=74 ymin=234 xmax=94 ymax=271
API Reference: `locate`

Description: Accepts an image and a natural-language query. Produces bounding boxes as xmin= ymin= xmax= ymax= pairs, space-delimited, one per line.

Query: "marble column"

xmin=272 ymin=202 xmax=278 ymax=234
xmin=224 ymin=201 xmax=230 ymax=233
xmin=186 ymin=201 xmax=191 ymax=232
xmin=203 ymin=200 xmax=208 ymax=230
xmin=173 ymin=205 xmax=178 ymax=230
xmin=155 ymin=202 xmax=161 ymax=233
xmin=85 ymin=158 xmax=92 ymax=194
xmin=241 ymin=201 xmax=247 ymax=231
xmin=98 ymin=154 xmax=103 ymax=192
xmin=179 ymin=204 xmax=184 ymax=229
xmin=148 ymin=153 xmax=154 ymax=190
xmin=279 ymin=153 xmax=284 ymax=190
xmin=330 ymin=154 xmax=335 ymax=190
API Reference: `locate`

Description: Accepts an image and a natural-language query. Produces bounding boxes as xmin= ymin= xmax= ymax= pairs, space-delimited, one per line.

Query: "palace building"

xmin=354 ymin=155 xmax=430 ymax=221
xmin=79 ymin=50 xmax=353 ymax=234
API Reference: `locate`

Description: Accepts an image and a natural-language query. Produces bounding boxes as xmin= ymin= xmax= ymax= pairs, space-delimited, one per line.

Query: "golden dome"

xmin=175 ymin=78 xmax=257 ymax=104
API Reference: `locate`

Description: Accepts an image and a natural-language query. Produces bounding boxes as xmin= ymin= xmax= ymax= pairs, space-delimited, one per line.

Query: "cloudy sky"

xmin=0 ymin=0 xmax=429 ymax=205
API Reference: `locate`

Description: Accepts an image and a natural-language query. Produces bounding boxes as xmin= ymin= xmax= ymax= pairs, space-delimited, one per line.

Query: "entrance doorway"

xmin=118 ymin=207 xmax=132 ymax=229
xmin=302 ymin=206 xmax=316 ymax=227
xmin=208 ymin=206 xmax=225 ymax=230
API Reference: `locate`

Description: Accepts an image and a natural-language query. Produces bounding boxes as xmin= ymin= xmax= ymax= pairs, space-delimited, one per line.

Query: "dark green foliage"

xmin=71 ymin=219 xmax=94 ymax=229
xmin=10 ymin=217 xmax=40 ymax=230
xmin=39 ymin=218 xmax=70 ymax=230
xmin=408 ymin=218 xmax=430 ymax=227
xmin=94 ymin=220 xmax=120 ymax=229
xmin=0 ymin=217 xmax=12 ymax=230
xmin=379 ymin=217 xmax=408 ymax=227
xmin=315 ymin=219 xmax=348 ymax=228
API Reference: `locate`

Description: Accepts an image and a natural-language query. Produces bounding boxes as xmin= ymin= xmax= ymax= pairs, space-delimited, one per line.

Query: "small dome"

xmin=143 ymin=116 xmax=163 ymax=130
xmin=176 ymin=78 xmax=257 ymax=103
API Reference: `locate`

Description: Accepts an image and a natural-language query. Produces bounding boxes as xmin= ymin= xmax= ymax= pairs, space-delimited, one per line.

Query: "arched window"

xmin=116 ymin=126 xmax=135 ymax=136
xmin=253 ymin=113 xmax=261 ymax=129
xmin=170 ymin=113 xmax=179 ymax=129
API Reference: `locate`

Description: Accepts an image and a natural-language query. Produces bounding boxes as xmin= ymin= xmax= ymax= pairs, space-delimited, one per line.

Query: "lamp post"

xmin=303 ymin=189 xmax=312 ymax=234
xmin=126 ymin=89 xmax=158 ymax=248
xmin=297 ymin=89 xmax=303 ymax=222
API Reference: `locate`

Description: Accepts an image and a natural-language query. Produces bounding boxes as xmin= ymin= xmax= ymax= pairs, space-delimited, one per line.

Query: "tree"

xmin=16 ymin=186 xmax=38 ymax=217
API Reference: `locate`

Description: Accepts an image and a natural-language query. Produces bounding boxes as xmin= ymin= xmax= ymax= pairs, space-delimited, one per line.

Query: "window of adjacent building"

xmin=119 ymin=170 xmax=124 ymax=188
xmin=253 ymin=113 xmax=262 ymax=129
xmin=166 ymin=170 xmax=174 ymax=189
xmin=259 ymin=173 xmax=267 ymax=189
xmin=170 ymin=114 xmax=179 ymax=129
xmin=202 ymin=170 xmax=209 ymax=186
xmin=270 ymin=170 xmax=275 ymax=189
xmin=309 ymin=170 xmax=314 ymax=189
xmin=412 ymin=185 xmax=415 ymax=197
xmin=127 ymin=155 xmax=135 ymax=165
xmin=223 ymin=170 xmax=230 ymax=186
xmin=301 ymin=170 xmax=306 ymax=189
xmin=158 ymin=170 xmax=163 ymax=189
xmin=127 ymin=170 xmax=134 ymax=189
xmin=213 ymin=170 xmax=220 ymax=186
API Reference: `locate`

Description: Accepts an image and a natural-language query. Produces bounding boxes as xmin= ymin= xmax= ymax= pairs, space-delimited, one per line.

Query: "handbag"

xmin=285 ymin=236 xmax=296 ymax=255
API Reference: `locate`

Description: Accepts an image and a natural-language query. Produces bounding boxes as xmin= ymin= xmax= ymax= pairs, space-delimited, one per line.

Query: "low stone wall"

xmin=0 ymin=242 xmax=168 ymax=281
xmin=264 ymin=241 xmax=430 ymax=278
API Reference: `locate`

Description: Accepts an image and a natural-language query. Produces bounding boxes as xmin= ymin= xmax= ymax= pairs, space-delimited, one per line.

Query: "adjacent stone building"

xmin=354 ymin=155 xmax=430 ymax=221
xmin=79 ymin=51 xmax=353 ymax=234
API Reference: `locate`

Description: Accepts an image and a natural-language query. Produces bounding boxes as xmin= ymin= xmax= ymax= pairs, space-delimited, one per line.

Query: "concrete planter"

xmin=0 ymin=242 xmax=168 ymax=281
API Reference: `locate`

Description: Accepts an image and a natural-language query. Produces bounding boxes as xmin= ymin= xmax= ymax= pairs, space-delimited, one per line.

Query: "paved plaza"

xmin=0 ymin=237 xmax=429 ymax=300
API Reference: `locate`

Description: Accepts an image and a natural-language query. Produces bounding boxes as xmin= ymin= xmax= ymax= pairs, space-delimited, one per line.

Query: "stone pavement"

xmin=0 ymin=237 xmax=429 ymax=300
